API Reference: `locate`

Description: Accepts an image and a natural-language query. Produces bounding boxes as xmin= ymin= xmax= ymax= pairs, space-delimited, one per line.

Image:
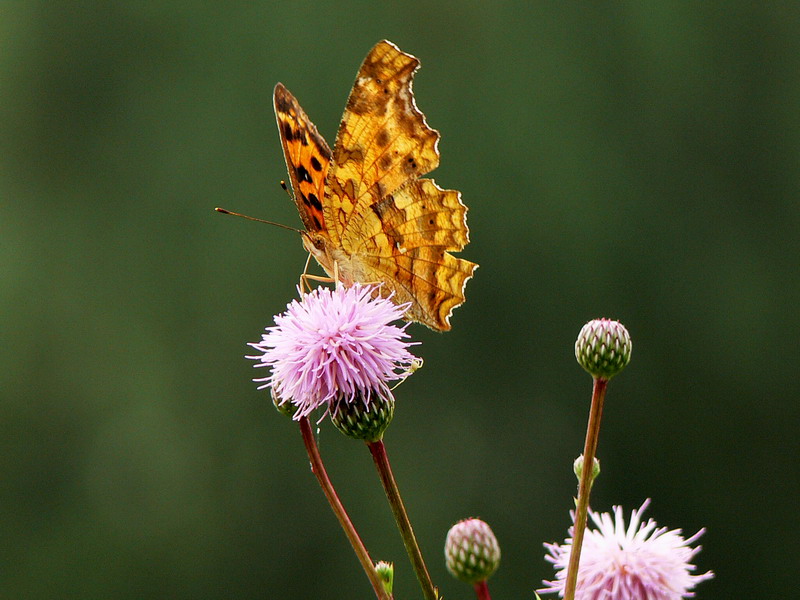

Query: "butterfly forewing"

xmin=273 ymin=82 xmax=332 ymax=234
xmin=324 ymin=40 xmax=440 ymax=245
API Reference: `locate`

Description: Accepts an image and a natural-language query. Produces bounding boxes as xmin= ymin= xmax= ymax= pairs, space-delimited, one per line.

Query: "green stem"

xmin=563 ymin=377 xmax=607 ymax=600
xmin=299 ymin=417 xmax=390 ymax=600
xmin=367 ymin=439 xmax=438 ymax=600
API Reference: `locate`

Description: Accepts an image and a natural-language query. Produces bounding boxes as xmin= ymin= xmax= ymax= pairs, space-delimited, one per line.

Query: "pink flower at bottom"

xmin=248 ymin=284 xmax=418 ymax=419
xmin=539 ymin=500 xmax=713 ymax=600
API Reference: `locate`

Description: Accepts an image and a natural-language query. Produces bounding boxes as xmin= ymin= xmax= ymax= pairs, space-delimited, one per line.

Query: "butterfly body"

xmin=275 ymin=40 xmax=477 ymax=331
xmin=299 ymin=231 xmax=363 ymax=288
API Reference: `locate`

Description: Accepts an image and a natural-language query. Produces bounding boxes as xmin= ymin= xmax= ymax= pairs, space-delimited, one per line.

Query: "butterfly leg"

xmin=298 ymin=253 xmax=336 ymax=294
xmin=300 ymin=273 xmax=335 ymax=291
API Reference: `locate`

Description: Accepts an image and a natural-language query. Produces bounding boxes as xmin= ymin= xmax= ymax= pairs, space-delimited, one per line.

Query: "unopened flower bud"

xmin=445 ymin=518 xmax=501 ymax=584
xmin=271 ymin=388 xmax=297 ymax=418
xmin=374 ymin=561 xmax=394 ymax=595
xmin=575 ymin=319 xmax=632 ymax=380
xmin=574 ymin=454 xmax=601 ymax=485
xmin=331 ymin=391 xmax=394 ymax=442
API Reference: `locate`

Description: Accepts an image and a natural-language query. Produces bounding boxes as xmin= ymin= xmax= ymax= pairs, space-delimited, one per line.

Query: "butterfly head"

xmin=301 ymin=231 xmax=336 ymax=278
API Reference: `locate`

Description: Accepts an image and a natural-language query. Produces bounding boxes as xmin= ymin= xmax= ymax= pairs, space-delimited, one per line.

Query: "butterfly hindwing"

xmin=344 ymin=177 xmax=477 ymax=330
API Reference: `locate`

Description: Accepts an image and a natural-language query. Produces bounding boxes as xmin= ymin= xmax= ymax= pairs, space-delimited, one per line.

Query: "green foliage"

xmin=2 ymin=2 xmax=797 ymax=598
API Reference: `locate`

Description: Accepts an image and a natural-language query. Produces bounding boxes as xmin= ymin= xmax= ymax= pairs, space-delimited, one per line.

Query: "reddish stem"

xmin=299 ymin=417 xmax=389 ymax=600
xmin=473 ymin=580 xmax=492 ymax=600
xmin=563 ymin=377 xmax=607 ymax=600
xmin=367 ymin=439 xmax=437 ymax=600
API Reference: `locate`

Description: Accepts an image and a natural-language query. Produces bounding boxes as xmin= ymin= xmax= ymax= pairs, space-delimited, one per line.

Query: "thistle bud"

xmin=445 ymin=518 xmax=501 ymax=584
xmin=573 ymin=454 xmax=601 ymax=485
xmin=575 ymin=319 xmax=632 ymax=380
xmin=331 ymin=391 xmax=395 ymax=442
xmin=271 ymin=388 xmax=297 ymax=418
xmin=374 ymin=561 xmax=394 ymax=595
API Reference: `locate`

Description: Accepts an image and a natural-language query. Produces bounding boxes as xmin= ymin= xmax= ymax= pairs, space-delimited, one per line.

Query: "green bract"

xmin=575 ymin=319 xmax=632 ymax=380
xmin=445 ymin=518 xmax=501 ymax=585
xmin=332 ymin=392 xmax=395 ymax=442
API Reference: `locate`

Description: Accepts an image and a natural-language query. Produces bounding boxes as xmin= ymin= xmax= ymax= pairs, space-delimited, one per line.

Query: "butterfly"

xmin=274 ymin=40 xmax=477 ymax=331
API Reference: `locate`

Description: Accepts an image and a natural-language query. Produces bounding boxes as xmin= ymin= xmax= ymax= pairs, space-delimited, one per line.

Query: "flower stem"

xmin=367 ymin=439 xmax=438 ymax=600
xmin=299 ymin=417 xmax=390 ymax=600
xmin=473 ymin=580 xmax=492 ymax=600
xmin=563 ymin=377 xmax=608 ymax=600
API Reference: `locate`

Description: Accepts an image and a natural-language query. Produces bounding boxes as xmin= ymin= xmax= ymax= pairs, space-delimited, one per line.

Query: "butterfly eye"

xmin=309 ymin=236 xmax=326 ymax=251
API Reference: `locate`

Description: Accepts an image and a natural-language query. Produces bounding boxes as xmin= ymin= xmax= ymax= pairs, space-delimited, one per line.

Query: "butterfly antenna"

xmin=214 ymin=207 xmax=302 ymax=234
xmin=280 ymin=180 xmax=294 ymax=200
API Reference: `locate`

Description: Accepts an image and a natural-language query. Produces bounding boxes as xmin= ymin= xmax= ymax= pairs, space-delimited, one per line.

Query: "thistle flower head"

xmin=445 ymin=518 xmax=501 ymax=585
xmin=539 ymin=500 xmax=713 ymax=600
xmin=248 ymin=284 xmax=418 ymax=419
xmin=575 ymin=318 xmax=632 ymax=380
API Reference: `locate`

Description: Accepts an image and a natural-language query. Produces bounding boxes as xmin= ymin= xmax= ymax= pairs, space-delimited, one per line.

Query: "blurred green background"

xmin=2 ymin=2 xmax=798 ymax=598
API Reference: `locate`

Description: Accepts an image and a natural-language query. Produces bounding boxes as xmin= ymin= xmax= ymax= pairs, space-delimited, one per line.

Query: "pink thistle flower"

xmin=248 ymin=284 xmax=418 ymax=419
xmin=539 ymin=499 xmax=713 ymax=600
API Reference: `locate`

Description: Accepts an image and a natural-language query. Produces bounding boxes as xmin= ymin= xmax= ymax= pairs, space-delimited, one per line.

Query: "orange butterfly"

xmin=274 ymin=40 xmax=477 ymax=331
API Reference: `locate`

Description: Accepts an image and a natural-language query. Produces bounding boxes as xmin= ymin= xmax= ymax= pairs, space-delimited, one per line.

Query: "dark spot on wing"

xmin=376 ymin=128 xmax=390 ymax=147
xmin=371 ymin=194 xmax=393 ymax=219
xmin=347 ymin=87 xmax=371 ymax=115
xmin=310 ymin=156 xmax=322 ymax=171
xmin=307 ymin=192 xmax=323 ymax=212
xmin=274 ymin=93 xmax=292 ymax=114
xmin=282 ymin=122 xmax=296 ymax=141
xmin=296 ymin=165 xmax=312 ymax=183
xmin=335 ymin=146 xmax=365 ymax=167
xmin=311 ymin=214 xmax=322 ymax=230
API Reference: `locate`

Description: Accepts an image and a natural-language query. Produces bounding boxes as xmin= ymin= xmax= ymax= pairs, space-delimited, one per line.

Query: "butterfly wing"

xmin=342 ymin=177 xmax=478 ymax=330
xmin=273 ymin=82 xmax=332 ymax=234
xmin=325 ymin=40 xmax=476 ymax=330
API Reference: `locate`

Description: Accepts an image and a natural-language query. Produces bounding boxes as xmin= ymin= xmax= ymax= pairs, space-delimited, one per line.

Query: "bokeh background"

xmin=2 ymin=2 xmax=798 ymax=598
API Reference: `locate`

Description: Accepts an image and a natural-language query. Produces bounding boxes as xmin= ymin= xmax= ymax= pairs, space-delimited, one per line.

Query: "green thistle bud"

xmin=573 ymin=454 xmax=601 ymax=486
xmin=271 ymin=388 xmax=297 ymax=418
xmin=575 ymin=318 xmax=632 ymax=380
xmin=331 ymin=391 xmax=394 ymax=442
xmin=374 ymin=561 xmax=394 ymax=595
xmin=445 ymin=518 xmax=501 ymax=585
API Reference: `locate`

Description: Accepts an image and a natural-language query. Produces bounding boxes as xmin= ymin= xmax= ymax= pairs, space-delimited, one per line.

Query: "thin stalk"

xmin=473 ymin=580 xmax=492 ymax=600
xmin=563 ymin=377 xmax=608 ymax=600
xmin=367 ymin=439 xmax=437 ymax=600
xmin=299 ymin=417 xmax=389 ymax=600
